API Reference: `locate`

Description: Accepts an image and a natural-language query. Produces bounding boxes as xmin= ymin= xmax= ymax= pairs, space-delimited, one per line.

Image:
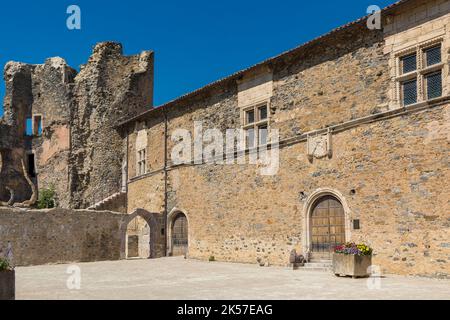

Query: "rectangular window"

xmin=424 ymin=45 xmax=441 ymax=67
xmin=245 ymin=109 xmax=255 ymax=125
xmin=402 ymin=79 xmax=417 ymax=106
xmin=33 ymin=115 xmax=42 ymax=136
xmin=258 ymin=105 xmax=267 ymax=120
xmin=242 ymin=103 xmax=269 ymax=148
xmin=401 ymin=53 xmax=417 ymax=74
xmin=258 ymin=124 xmax=268 ymax=146
xmin=396 ymin=42 xmax=443 ymax=106
xmin=245 ymin=128 xmax=255 ymax=149
xmin=137 ymin=149 xmax=147 ymax=176
xmin=425 ymin=71 xmax=442 ymax=100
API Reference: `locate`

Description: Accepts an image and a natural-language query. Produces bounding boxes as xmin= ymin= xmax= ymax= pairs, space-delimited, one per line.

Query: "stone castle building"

xmin=0 ymin=0 xmax=449 ymax=277
xmin=0 ymin=43 xmax=154 ymax=208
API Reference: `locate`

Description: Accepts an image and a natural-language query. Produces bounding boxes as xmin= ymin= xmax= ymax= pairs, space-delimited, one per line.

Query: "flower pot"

xmin=0 ymin=270 xmax=15 ymax=300
xmin=333 ymin=253 xmax=372 ymax=278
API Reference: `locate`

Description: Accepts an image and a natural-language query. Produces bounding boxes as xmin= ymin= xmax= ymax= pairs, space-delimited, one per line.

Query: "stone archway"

xmin=167 ymin=207 xmax=189 ymax=257
xmin=120 ymin=208 xmax=159 ymax=260
xmin=302 ymin=188 xmax=352 ymax=260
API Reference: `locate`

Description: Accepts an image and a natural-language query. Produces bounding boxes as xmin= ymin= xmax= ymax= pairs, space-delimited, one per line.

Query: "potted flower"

xmin=0 ymin=246 xmax=15 ymax=300
xmin=333 ymin=242 xmax=373 ymax=278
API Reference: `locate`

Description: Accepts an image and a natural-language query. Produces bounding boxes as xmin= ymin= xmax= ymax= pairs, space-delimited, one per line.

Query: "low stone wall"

xmin=0 ymin=207 xmax=130 ymax=266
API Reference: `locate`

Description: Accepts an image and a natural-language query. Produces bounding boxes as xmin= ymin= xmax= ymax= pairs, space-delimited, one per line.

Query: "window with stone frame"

xmin=396 ymin=42 xmax=443 ymax=106
xmin=32 ymin=114 xmax=43 ymax=136
xmin=242 ymin=102 xmax=269 ymax=148
xmin=137 ymin=148 xmax=147 ymax=176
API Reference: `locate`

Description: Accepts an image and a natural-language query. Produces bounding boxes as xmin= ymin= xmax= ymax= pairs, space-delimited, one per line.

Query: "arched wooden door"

xmin=171 ymin=212 xmax=188 ymax=256
xmin=310 ymin=195 xmax=345 ymax=259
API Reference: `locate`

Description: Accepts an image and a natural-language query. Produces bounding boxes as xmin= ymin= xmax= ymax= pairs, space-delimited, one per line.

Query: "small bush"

xmin=0 ymin=257 xmax=11 ymax=271
xmin=37 ymin=186 xmax=56 ymax=209
xmin=208 ymin=255 xmax=215 ymax=262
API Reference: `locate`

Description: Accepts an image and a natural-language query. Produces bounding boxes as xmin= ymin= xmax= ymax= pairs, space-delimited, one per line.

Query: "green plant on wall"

xmin=0 ymin=257 xmax=11 ymax=271
xmin=37 ymin=185 xmax=56 ymax=209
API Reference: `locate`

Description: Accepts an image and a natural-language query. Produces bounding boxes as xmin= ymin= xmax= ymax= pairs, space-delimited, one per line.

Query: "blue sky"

xmin=0 ymin=0 xmax=395 ymax=116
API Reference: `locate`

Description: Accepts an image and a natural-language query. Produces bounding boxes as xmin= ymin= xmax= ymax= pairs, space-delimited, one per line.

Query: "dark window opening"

xmin=258 ymin=105 xmax=268 ymax=120
xmin=246 ymin=110 xmax=255 ymax=124
xmin=402 ymin=79 xmax=417 ymax=106
xmin=27 ymin=154 xmax=36 ymax=178
xmin=426 ymin=71 xmax=442 ymax=100
xmin=401 ymin=53 xmax=417 ymax=74
xmin=425 ymin=45 xmax=441 ymax=67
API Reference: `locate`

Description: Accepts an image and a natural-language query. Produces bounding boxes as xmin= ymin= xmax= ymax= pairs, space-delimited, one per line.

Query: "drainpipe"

xmin=163 ymin=109 xmax=168 ymax=256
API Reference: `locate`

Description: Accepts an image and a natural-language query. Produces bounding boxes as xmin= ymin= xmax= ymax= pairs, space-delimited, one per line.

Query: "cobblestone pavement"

xmin=15 ymin=257 xmax=450 ymax=300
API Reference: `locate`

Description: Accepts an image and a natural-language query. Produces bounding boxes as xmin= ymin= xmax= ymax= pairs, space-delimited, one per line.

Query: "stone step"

xmin=290 ymin=261 xmax=332 ymax=271
xmin=298 ymin=267 xmax=331 ymax=272
xmin=309 ymin=259 xmax=332 ymax=264
xmin=292 ymin=260 xmax=332 ymax=272
xmin=88 ymin=191 xmax=126 ymax=210
xmin=304 ymin=262 xmax=332 ymax=268
xmin=301 ymin=265 xmax=332 ymax=272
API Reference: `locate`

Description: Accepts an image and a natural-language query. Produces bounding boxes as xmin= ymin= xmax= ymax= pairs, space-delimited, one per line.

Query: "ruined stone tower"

xmin=0 ymin=42 xmax=154 ymax=208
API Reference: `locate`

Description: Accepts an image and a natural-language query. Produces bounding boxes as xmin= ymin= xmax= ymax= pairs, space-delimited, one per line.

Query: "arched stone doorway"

xmin=126 ymin=215 xmax=150 ymax=259
xmin=310 ymin=195 xmax=345 ymax=259
xmin=120 ymin=208 xmax=159 ymax=260
xmin=302 ymin=188 xmax=351 ymax=260
xmin=167 ymin=208 xmax=189 ymax=257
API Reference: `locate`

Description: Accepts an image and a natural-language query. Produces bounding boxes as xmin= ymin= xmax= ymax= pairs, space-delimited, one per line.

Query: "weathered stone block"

xmin=333 ymin=254 xmax=372 ymax=278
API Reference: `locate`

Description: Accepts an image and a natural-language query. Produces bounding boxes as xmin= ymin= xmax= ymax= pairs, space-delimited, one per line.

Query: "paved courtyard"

xmin=16 ymin=257 xmax=450 ymax=300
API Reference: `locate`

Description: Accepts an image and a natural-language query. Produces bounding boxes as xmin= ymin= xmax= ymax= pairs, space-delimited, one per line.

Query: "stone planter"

xmin=333 ymin=253 xmax=372 ymax=278
xmin=0 ymin=270 xmax=15 ymax=300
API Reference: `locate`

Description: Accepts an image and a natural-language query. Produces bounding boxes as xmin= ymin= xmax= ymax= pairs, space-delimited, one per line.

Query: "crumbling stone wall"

xmin=70 ymin=42 xmax=154 ymax=208
xmin=29 ymin=58 xmax=76 ymax=207
xmin=0 ymin=42 xmax=154 ymax=208
xmin=0 ymin=207 xmax=129 ymax=266
xmin=0 ymin=62 xmax=35 ymax=203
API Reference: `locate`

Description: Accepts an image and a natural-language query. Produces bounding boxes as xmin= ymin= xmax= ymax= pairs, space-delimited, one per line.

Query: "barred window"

xmin=425 ymin=45 xmax=441 ymax=67
xmin=401 ymin=53 xmax=417 ymax=74
xmin=425 ymin=71 xmax=442 ymax=100
xmin=396 ymin=42 xmax=444 ymax=106
xmin=402 ymin=79 xmax=417 ymax=106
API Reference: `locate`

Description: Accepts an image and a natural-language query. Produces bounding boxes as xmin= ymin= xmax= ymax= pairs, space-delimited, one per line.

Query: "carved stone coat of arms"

xmin=306 ymin=129 xmax=333 ymax=161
